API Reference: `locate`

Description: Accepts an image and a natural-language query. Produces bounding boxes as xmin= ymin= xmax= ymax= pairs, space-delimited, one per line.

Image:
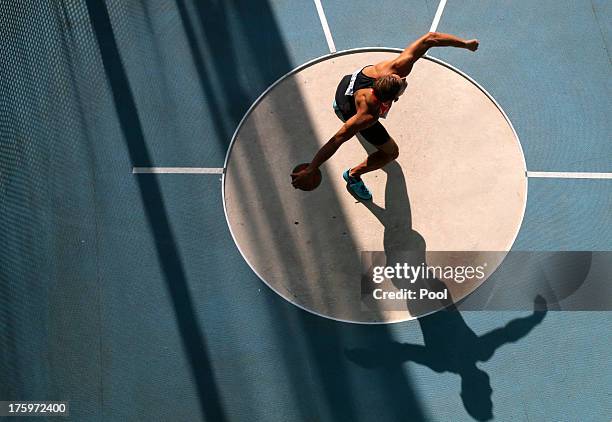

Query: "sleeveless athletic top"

xmin=344 ymin=65 xmax=393 ymax=119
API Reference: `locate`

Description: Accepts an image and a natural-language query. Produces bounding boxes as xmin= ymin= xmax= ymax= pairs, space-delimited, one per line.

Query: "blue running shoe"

xmin=343 ymin=168 xmax=372 ymax=200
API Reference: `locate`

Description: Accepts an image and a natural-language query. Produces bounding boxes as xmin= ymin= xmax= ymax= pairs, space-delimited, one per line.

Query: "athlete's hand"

xmin=291 ymin=166 xmax=316 ymax=189
xmin=465 ymin=39 xmax=479 ymax=51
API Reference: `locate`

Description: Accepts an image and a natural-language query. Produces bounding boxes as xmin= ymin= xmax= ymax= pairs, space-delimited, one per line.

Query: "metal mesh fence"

xmin=0 ymin=2 xmax=251 ymax=419
xmin=0 ymin=1 xmax=106 ymax=414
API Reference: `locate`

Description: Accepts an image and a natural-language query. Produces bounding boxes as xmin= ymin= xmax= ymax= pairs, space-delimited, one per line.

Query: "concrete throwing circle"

xmin=223 ymin=49 xmax=527 ymax=324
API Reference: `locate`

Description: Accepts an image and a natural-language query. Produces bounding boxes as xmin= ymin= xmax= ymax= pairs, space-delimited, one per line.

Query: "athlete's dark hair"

xmin=373 ymin=76 xmax=403 ymax=102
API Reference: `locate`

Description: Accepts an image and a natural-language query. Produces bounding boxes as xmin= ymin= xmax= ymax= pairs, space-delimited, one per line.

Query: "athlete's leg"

xmin=349 ymin=124 xmax=399 ymax=178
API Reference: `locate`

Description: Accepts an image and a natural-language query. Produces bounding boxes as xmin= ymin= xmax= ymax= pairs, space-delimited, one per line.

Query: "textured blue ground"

xmin=0 ymin=1 xmax=610 ymax=421
xmin=432 ymin=0 xmax=611 ymax=173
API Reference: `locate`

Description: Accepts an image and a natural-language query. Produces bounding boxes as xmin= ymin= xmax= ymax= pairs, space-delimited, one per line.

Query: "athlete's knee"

xmin=391 ymin=146 xmax=399 ymax=160
xmin=387 ymin=142 xmax=399 ymax=160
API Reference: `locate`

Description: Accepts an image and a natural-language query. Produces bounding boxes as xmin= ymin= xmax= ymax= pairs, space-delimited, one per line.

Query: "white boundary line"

xmin=527 ymin=171 xmax=612 ymax=179
xmin=132 ymin=167 xmax=223 ymax=174
xmin=313 ymin=0 xmax=336 ymax=53
xmin=221 ymin=47 xmax=528 ymax=325
xmin=429 ymin=0 xmax=448 ymax=32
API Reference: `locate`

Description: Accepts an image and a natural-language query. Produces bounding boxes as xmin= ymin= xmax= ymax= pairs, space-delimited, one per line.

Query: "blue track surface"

xmin=0 ymin=1 xmax=610 ymax=421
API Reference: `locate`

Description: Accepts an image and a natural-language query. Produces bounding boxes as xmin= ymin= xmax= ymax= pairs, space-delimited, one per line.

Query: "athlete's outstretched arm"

xmin=391 ymin=32 xmax=478 ymax=76
xmin=291 ymin=110 xmax=376 ymax=188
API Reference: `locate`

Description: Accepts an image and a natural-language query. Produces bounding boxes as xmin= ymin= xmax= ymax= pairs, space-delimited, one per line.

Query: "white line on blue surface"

xmin=429 ymin=0 xmax=448 ymax=32
xmin=313 ymin=0 xmax=336 ymax=53
xmin=132 ymin=167 xmax=223 ymax=174
xmin=527 ymin=171 xmax=612 ymax=179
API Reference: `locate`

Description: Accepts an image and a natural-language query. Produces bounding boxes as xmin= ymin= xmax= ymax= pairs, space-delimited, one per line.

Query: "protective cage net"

xmin=0 ymin=0 xmax=243 ymax=418
xmin=0 ymin=0 xmax=108 ymax=406
xmin=0 ymin=0 xmax=220 ymax=415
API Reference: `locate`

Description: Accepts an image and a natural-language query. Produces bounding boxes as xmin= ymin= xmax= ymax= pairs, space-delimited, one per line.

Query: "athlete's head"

xmin=373 ymin=74 xmax=408 ymax=102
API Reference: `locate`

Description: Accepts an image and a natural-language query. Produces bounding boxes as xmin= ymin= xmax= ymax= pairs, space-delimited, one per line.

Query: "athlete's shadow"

xmin=347 ymin=297 xmax=547 ymax=421
xmin=348 ymin=143 xmax=548 ymax=421
xmin=352 ymin=140 xmax=449 ymax=316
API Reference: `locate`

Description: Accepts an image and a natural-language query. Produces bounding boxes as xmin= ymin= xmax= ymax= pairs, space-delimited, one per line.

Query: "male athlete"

xmin=291 ymin=32 xmax=479 ymax=199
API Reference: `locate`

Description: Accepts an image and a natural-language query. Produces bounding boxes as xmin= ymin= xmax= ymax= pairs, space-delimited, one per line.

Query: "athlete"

xmin=291 ymin=32 xmax=479 ymax=199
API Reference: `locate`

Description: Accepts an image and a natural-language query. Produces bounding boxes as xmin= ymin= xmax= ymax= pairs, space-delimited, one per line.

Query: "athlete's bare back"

xmin=352 ymin=33 xmax=478 ymax=120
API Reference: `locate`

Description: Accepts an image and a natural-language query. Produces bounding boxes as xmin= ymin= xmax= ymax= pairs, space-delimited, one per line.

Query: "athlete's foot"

xmin=348 ymin=169 xmax=361 ymax=180
xmin=343 ymin=168 xmax=372 ymax=200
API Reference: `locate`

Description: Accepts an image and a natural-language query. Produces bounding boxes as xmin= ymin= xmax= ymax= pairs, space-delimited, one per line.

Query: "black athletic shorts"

xmin=334 ymin=74 xmax=391 ymax=146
